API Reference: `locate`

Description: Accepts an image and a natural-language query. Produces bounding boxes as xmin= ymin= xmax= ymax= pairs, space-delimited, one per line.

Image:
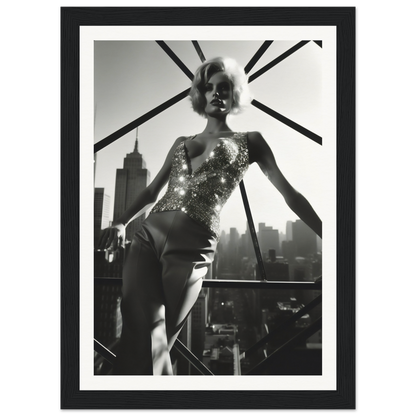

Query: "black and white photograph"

xmin=92 ymin=39 xmax=328 ymax=379
xmin=66 ymin=7 xmax=349 ymax=407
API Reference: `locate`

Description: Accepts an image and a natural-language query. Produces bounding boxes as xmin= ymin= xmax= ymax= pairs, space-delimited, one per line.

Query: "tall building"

xmin=292 ymin=219 xmax=318 ymax=257
xmin=286 ymin=221 xmax=293 ymax=241
xmin=94 ymin=188 xmax=110 ymax=247
xmin=240 ymin=222 xmax=255 ymax=260
xmin=113 ymin=131 xmax=150 ymax=242
xmin=228 ymin=228 xmax=240 ymax=272
xmin=94 ymin=282 xmax=122 ymax=346
xmin=258 ymin=222 xmax=280 ymax=256
xmin=282 ymin=240 xmax=297 ymax=263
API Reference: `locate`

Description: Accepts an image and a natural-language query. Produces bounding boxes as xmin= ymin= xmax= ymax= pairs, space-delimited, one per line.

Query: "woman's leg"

xmin=158 ymin=212 xmax=217 ymax=351
xmin=164 ymin=263 xmax=206 ymax=351
xmin=113 ymin=212 xmax=217 ymax=375
xmin=112 ymin=231 xmax=172 ymax=375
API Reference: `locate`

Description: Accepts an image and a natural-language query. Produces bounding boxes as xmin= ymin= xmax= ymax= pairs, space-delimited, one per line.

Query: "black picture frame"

xmin=61 ymin=7 xmax=355 ymax=409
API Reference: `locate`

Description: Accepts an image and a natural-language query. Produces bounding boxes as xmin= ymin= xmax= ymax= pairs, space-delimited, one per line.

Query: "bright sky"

xmin=93 ymin=40 xmax=326 ymax=236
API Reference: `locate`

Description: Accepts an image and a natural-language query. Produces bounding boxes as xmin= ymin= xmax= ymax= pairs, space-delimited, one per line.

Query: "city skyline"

xmin=95 ymin=174 xmax=307 ymax=246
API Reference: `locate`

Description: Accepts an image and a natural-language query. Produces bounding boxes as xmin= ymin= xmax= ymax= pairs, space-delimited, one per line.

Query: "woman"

xmin=98 ymin=57 xmax=322 ymax=375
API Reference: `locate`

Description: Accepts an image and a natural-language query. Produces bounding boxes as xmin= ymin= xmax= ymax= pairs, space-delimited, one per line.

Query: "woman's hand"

xmin=97 ymin=223 xmax=126 ymax=254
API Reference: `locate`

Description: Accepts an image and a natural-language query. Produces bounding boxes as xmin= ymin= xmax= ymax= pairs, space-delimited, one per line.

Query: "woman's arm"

xmin=97 ymin=136 xmax=187 ymax=251
xmin=247 ymin=131 xmax=322 ymax=239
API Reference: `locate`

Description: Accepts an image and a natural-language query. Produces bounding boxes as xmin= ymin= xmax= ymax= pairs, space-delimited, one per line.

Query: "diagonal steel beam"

xmin=93 ymin=337 xmax=214 ymax=375
xmin=188 ymin=39 xmax=317 ymax=148
xmin=156 ymin=40 xmax=194 ymax=81
xmin=244 ymin=40 xmax=274 ymax=74
xmin=242 ymin=294 xmax=322 ymax=359
xmin=245 ymin=317 xmax=322 ymax=375
xmin=246 ymin=40 xmax=322 ymax=145
xmin=94 ymin=88 xmax=190 ymax=153
xmin=94 ymin=339 xmax=116 ymax=364
xmin=239 ymin=180 xmax=267 ymax=281
xmin=192 ymin=40 xmax=206 ymax=62
xmin=173 ymin=339 xmax=214 ymax=375
xmin=248 ymin=40 xmax=310 ymax=83
xmin=251 ymin=99 xmax=322 ymax=145
xmin=95 ymin=40 xmax=316 ymax=152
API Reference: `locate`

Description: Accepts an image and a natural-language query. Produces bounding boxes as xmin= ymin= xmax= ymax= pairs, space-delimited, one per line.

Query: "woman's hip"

xmin=140 ymin=211 xmax=218 ymax=260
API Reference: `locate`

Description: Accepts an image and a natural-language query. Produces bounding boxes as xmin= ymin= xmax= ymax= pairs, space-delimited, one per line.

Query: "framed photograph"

xmin=61 ymin=7 xmax=355 ymax=409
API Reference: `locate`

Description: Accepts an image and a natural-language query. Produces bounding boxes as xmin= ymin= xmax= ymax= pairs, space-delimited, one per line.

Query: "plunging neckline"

xmin=183 ymin=132 xmax=237 ymax=175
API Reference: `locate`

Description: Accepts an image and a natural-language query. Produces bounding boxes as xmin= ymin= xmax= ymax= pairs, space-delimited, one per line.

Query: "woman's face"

xmin=203 ymin=71 xmax=233 ymax=117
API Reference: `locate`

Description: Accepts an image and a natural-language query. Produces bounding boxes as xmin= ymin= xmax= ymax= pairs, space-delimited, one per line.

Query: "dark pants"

xmin=112 ymin=211 xmax=217 ymax=375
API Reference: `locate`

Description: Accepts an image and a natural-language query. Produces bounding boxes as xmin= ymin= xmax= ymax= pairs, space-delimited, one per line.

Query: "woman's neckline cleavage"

xmin=184 ymin=132 xmax=238 ymax=174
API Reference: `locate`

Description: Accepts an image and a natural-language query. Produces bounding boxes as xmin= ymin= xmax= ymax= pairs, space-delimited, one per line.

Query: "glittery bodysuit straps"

xmin=150 ymin=132 xmax=250 ymax=240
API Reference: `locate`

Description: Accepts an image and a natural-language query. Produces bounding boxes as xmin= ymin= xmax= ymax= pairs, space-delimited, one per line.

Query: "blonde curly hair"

xmin=189 ymin=57 xmax=252 ymax=117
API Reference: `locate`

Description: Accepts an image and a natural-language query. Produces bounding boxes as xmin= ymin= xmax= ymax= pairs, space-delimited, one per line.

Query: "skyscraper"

xmin=113 ymin=131 xmax=150 ymax=242
xmin=94 ymin=188 xmax=110 ymax=247
xmin=258 ymin=222 xmax=280 ymax=256
xmin=286 ymin=220 xmax=293 ymax=241
xmin=228 ymin=227 xmax=240 ymax=273
xmin=292 ymin=219 xmax=318 ymax=257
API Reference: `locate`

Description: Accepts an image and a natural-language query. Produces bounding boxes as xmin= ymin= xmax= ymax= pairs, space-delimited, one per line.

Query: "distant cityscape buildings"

xmin=93 ymin=135 xmax=322 ymax=375
xmin=94 ymin=188 xmax=110 ymax=247
xmin=94 ymin=132 xmax=150 ymax=373
xmin=258 ymin=222 xmax=280 ymax=256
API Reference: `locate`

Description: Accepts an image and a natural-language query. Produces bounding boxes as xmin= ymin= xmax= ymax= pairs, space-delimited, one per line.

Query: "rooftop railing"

xmin=94 ymin=277 xmax=322 ymax=376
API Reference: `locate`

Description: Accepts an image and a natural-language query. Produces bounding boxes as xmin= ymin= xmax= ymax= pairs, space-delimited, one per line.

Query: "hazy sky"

xmin=93 ymin=40 xmax=325 ymax=236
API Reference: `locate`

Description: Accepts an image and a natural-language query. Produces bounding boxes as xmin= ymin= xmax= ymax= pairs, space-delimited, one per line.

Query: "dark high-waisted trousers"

xmin=112 ymin=211 xmax=217 ymax=375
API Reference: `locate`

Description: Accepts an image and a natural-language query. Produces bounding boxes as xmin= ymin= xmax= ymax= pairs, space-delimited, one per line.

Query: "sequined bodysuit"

xmin=150 ymin=132 xmax=250 ymax=240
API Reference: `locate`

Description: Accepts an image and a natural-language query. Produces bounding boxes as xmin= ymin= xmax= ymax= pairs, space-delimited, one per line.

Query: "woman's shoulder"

xmin=246 ymin=131 xmax=269 ymax=148
xmin=245 ymin=131 xmax=269 ymax=163
xmin=165 ymin=137 xmax=189 ymax=156
xmin=171 ymin=136 xmax=189 ymax=148
xmin=175 ymin=135 xmax=196 ymax=144
xmin=246 ymin=131 xmax=264 ymax=141
xmin=244 ymin=131 xmax=265 ymax=149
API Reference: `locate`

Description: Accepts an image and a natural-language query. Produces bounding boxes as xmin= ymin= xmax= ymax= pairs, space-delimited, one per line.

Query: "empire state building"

xmin=113 ymin=131 xmax=150 ymax=242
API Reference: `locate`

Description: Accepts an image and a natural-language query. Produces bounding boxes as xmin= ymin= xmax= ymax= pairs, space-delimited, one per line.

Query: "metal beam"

xmin=94 ymin=276 xmax=322 ymax=290
xmin=248 ymin=40 xmax=310 ymax=83
xmin=156 ymin=41 xmax=194 ymax=81
xmin=239 ymin=180 xmax=267 ymax=281
xmin=173 ymin=339 xmax=214 ymax=375
xmin=245 ymin=317 xmax=322 ymax=375
xmin=94 ymin=339 xmax=116 ymax=364
xmin=242 ymin=294 xmax=322 ymax=359
xmin=244 ymin=40 xmax=273 ymax=74
xmin=192 ymin=40 xmax=206 ymax=62
xmin=95 ymin=39 xmax=316 ymax=152
xmin=202 ymin=279 xmax=321 ymax=290
xmin=94 ymin=88 xmax=190 ymax=153
xmin=251 ymin=99 xmax=322 ymax=145
xmin=93 ymin=338 xmax=214 ymax=375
